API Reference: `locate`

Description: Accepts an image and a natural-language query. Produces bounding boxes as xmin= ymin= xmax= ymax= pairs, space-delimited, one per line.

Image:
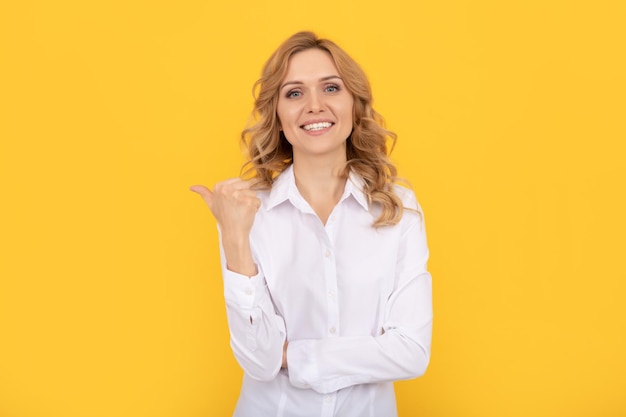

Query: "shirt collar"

xmin=265 ymin=164 xmax=370 ymax=212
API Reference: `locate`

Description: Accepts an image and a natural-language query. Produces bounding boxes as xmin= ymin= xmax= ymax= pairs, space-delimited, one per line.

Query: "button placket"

xmin=321 ymin=215 xmax=339 ymax=337
xmin=322 ymin=205 xmax=341 ymax=340
xmin=320 ymin=392 xmax=337 ymax=417
xmin=322 ymin=241 xmax=339 ymax=338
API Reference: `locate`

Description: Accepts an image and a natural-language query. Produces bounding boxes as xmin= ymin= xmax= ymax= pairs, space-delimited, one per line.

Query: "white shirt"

xmin=220 ymin=165 xmax=432 ymax=417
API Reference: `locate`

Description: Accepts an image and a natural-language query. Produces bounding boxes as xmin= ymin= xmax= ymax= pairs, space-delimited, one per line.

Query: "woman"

xmin=191 ymin=31 xmax=432 ymax=417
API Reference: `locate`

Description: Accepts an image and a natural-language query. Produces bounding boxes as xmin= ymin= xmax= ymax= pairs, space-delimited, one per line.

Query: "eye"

xmin=286 ymin=90 xmax=302 ymax=98
xmin=324 ymin=84 xmax=340 ymax=93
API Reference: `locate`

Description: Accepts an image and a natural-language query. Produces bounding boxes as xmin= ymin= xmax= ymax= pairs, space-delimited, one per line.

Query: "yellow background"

xmin=1 ymin=0 xmax=625 ymax=416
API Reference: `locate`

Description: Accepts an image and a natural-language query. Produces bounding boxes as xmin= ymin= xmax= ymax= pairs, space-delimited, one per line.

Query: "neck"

xmin=292 ymin=154 xmax=348 ymax=223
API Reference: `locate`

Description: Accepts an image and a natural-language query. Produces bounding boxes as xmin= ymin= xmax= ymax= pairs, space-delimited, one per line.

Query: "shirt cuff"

xmin=286 ymin=339 xmax=317 ymax=390
xmin=222 ymin=266 xmax=266 ymax=309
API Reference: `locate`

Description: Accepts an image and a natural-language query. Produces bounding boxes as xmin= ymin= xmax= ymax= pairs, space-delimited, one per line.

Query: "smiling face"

xmin=277 ymin=48 xmax=354 ymax=164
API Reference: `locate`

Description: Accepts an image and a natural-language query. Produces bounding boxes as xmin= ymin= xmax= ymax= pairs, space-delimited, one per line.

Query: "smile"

xmin=301 ymin=122 xmax=333 ymax=131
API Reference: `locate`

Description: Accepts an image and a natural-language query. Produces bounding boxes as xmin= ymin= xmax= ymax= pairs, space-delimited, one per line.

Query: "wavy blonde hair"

xmin=241 ymin=31 xmax=405 ymax=226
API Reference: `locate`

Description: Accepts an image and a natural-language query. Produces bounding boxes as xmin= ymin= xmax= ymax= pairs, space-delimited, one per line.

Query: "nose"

xmin=307 ymin=91 xmax=324 ymax=113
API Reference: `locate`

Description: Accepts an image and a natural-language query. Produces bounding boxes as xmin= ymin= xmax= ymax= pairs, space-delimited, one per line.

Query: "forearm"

xmin=287 ymin=322 xmax=431 ymax=393
xmin=225 ymin=296 xmax=287 ymax=381
xmin=288 ymin=271 xmax=433 ymax=394
xmin=222 ymin=261 xmax=287 ymax=381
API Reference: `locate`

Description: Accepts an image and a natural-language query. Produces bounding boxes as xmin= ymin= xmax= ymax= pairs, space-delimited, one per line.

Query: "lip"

xmin=299 ymin=119 xmax=335 ymax=136
xmin=299 ymin=118 xmax=335 ymax=128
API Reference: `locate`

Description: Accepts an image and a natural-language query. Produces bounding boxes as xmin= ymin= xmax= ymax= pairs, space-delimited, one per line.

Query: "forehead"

xmin=283 ymin=48 xmax=339 ymax=81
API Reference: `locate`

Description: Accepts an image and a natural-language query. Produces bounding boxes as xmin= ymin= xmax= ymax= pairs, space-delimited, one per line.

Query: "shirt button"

xmin=324 ymin=249 xmax=331 ymax=258
xmin=329 ymin=326 xmax=336 ymax=334
xmin=324 ymin=395 xmax=332 ymax=403
xmin=244 ymin=288 xmax=253 ymax=296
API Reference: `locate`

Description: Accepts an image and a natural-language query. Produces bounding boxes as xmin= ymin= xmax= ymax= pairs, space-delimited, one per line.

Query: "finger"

xmin=225 ymin=178 xmax=254 ymax=190
xmin=214 ymin=179 xmax=245 ymax=197
xmin=189 ymin=185 xmax=214 ymax=206
xmin=242 ymin=196 xmax=262 ymax=211
xmin=233 ymin=189 xmax=260 ymax=203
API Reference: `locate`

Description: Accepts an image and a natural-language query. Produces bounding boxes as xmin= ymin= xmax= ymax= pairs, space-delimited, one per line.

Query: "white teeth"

xmin=302 ymin=122 xmax=332 ymax=131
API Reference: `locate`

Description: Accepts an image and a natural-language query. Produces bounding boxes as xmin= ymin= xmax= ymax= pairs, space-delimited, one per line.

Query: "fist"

xmin=190 ymin=179 xmax=261 ymax=240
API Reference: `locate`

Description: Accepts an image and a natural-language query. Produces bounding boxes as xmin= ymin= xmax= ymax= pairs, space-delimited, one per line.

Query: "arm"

xmin=192 ymin=180 xmax=287 ymax=381
xmin=286 ymin=209 xmax=433 ymax=394
xmin=220 ymin=243 xmax=287 ymax=381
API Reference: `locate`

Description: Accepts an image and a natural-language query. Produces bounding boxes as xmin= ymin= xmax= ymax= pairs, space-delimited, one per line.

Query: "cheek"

xmin=277 ymin=103 xmax=297 ymax=125
xmin=276 ymin=107 xmax=295 ymax=142
xmin=342 ymin=97 xmax=355 ymax=120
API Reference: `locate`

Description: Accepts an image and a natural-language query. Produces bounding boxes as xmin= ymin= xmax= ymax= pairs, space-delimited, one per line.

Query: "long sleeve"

xmin=220 ymin=240 xmax=287 ymax=382
xmin=286 ymin=206 xmax=433 ymax=394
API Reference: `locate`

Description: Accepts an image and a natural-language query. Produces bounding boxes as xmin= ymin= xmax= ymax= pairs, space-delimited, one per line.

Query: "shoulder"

xmin=393 ymin=184 xmax=423 ymax=215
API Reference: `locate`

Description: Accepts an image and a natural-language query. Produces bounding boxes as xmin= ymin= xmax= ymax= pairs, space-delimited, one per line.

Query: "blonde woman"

xmin=192 ymin=31 xmax=432 ymax=417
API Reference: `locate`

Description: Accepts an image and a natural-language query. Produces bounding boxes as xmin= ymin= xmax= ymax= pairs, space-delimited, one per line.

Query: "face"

xmin=277 ymin=48 xmax=354 ymax=163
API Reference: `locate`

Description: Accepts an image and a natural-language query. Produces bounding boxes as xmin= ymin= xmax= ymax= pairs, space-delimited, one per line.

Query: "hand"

xmin=282 ymin=340 xmax=288 ymax=369
xmin=190 ymin=179 xmax=261 ymax=240
xmin=191 ymin=179 xmax=261 ymax=276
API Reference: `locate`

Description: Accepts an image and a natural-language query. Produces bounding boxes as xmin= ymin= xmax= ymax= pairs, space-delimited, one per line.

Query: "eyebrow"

xmin=280 ymin=75 xmax=343 ymax=91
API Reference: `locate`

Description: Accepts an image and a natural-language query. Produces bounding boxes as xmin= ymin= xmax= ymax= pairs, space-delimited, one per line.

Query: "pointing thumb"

xmin=190 ymin=185 xmax=214 ymax=207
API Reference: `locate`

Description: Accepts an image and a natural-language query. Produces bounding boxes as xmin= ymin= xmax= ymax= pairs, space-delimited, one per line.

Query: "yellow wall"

xmin=1 ymin=1 xmax=625 ymax=416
